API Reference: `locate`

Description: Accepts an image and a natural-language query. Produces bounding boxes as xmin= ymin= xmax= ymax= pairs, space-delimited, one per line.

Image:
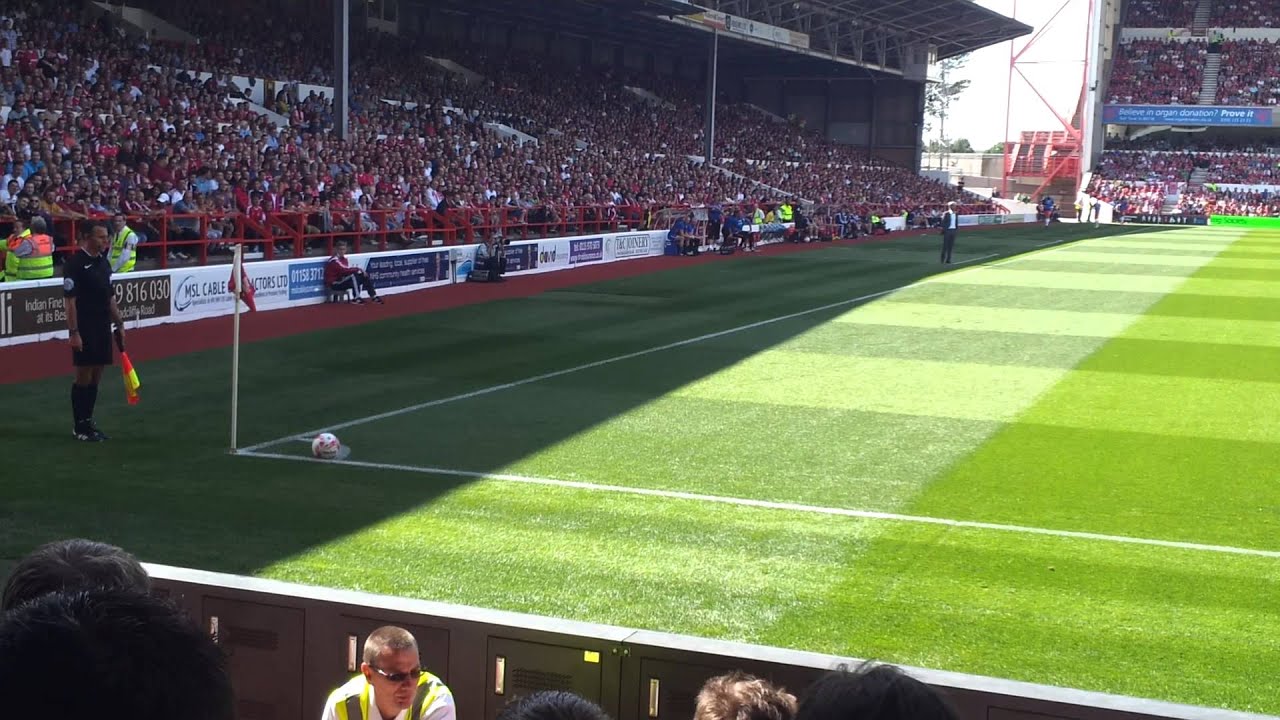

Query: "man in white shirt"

xmin=320 ymin=626 xmax=454 ymax=720
xmin=940 ymin=201 xmax=959 ymax=265
xmin=0 ymin=178 xmax=19 ymax=206
xmin=1 ymin=172 xmax=23 ymax=194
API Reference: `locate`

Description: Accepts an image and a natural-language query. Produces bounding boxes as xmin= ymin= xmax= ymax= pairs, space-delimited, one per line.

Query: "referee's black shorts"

xmin=72 ymin=327 xmax=113 ymax=368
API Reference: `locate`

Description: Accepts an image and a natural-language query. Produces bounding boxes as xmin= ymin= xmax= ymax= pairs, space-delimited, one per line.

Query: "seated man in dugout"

xmin=322 ymin=625 xmax=457 ymax=720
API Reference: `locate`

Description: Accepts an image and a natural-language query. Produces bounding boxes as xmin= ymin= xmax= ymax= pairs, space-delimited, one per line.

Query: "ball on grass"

xmin=311 ymin=432 xmax=342 ymax=460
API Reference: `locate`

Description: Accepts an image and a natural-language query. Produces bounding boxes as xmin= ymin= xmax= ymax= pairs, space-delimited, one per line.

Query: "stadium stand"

xmin=1091 ymin=0 xmax=1280 ymax=218
xmin=1105 ymin=39 xmax=1206 ymax=105
xmin=1215 ymin=39 xmax=1280 ymax=106
xmin=1211 ymin=0 xmax=1280 ymax=27
xmin=0 ymin=0 xmax=995 ymax=267
xmin=1124 ymin=0 xmax=1199 ymax=27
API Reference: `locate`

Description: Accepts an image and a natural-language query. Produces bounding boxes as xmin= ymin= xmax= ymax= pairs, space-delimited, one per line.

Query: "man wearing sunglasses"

xmin=323 ymin=626 xmax=456 ymax=720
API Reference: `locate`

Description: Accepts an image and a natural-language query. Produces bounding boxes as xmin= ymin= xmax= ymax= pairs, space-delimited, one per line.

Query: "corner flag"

xmin=229 ymin=261 xmax=257 ymax=312
xmin=121 ymin=352 xmax=141 ymax=405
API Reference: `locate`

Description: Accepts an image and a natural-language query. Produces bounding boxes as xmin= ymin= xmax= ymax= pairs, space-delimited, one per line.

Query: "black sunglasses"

xmin=372 ymin=666 xmax=424 ymax=683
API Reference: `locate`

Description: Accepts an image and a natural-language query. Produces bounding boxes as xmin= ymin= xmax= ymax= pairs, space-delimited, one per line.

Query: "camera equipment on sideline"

xmin=467 ymin=237 xmax=507 ymax=282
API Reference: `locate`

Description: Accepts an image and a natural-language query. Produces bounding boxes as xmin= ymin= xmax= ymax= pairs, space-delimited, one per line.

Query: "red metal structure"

xmin=39 ymin=204 xmax=641 ymax=270
xmin=1001 ymin=0 xmax=1093 ymax=202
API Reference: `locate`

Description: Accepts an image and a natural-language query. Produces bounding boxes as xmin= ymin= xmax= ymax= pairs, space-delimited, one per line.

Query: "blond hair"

xmin=695 ymin=672 xmax=798 ymax=720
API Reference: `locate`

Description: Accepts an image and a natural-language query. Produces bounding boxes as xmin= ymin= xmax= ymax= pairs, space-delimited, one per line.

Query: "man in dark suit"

xmin=940 ymin=201 xmax=959 ymax=264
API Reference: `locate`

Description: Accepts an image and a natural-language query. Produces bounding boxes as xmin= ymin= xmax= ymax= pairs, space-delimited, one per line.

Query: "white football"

xmin=311 ymin=432 xmax=342 ymax=460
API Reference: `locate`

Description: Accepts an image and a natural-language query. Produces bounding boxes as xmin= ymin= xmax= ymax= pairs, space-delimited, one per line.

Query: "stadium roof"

xmin=667 ymin=0 xmax=1031 ymax=62
xmin=430 ymin=0 xmax=1030 ymax=77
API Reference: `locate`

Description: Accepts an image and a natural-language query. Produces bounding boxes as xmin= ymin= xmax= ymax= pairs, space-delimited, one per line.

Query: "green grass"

xmin=3 ymin=223 xmax=1279 ymax=714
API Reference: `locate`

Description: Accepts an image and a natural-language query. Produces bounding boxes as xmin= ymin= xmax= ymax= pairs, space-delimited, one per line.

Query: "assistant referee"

xmin=64 ymin=222 xmax=127 ymax=442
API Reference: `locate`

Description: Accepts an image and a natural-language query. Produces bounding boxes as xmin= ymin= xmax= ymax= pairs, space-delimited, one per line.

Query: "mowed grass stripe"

xmin=910 ymin=228 xmax=1280 ymax=548
xmin=1084 ymin=240 xmax=1243 ymax=253
xmin=838 ymin=302 xmax=1280 ymax=350
xmin=251 ymin=479 xmax=873 ymax=639
xmin=322 ymin=389 xmax=1004 ymax=510
xmin=759 ymin=518 xmax=1280 ymax=715
xmin=944 ymin=266 xmax=1280 ymax=299
xmin=1037 ymin=250 xmax=1235 ymax=267
xmin=889 ymin=284 xmax=1164 ymax=314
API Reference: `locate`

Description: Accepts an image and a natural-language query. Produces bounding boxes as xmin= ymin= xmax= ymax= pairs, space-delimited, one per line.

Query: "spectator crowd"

xmin=1106 ymin=39 xmax=1207 ymax=105
xmin=1124 ymin=0 xmax=1199 ymax=27
xmin=1211 ymin=0 xmax=1280 ymax=28
xmin=1180 ymin=185 xmax=1280 ymax=215
xmin=0 ymin=0 xmax=991 ymax=268
xmin=1215 ymin=39 xmax=1280 ymax=105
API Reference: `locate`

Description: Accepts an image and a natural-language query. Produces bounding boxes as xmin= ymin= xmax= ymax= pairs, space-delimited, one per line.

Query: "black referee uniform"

xmin=64 ymin=246 xmax=114 ymax=438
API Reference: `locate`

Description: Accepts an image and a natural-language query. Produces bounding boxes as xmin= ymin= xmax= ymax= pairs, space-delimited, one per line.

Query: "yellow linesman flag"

xmin=121 ymin=352 xmax=141 ymax=405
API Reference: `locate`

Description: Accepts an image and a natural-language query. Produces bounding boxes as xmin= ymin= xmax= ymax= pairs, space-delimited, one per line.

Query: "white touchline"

xmin=955 ymin=253 xmax=1000 ymax=265
xmin=240 ymin=451 xmax=1280 ymax=560
xmin=242 ymin=237 xmax=1091 ymax=452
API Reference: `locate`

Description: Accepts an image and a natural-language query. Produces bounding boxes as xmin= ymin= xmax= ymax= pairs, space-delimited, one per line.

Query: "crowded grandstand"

xmin=1087 ymin=0 xmax=1280 ymax=219
xmin=0 ymin=0 xmax=1009 ymax=271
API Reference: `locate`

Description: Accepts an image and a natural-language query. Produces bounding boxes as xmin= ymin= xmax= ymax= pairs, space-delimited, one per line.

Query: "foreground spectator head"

xmin=0 ymin=589 xmax=234 ymax=720
xmin=797 ymin=663 xmax=958 ymax=720
xmin=1 ymin=537 xmax=150 ymax=611
xmin=497 ymin=691 xmax=612 ymax=720
xmin=696 ymin=671 xmax=798 ymax=720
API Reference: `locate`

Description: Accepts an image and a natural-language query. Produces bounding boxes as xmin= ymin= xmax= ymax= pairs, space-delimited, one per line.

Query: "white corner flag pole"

xmin=229 ymin=243 xmax=244 ymax=454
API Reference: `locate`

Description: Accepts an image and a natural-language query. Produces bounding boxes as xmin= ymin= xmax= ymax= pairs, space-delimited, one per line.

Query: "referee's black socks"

xmin=86 ymin=383 xmax=99 ymax=423
xmin=71 ymin=384 xmax=86 ymax=429
xmin=70 ymin=383 xmax=100 ymax=430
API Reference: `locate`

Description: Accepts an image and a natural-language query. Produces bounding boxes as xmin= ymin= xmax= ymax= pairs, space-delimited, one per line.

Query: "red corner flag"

xmin=121 ymin=352 xmax=141 ymax=405
xmin=229 ymin=264 xmax=257 ymax=312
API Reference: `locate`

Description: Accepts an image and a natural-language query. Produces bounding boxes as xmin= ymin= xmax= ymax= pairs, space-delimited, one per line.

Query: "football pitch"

xmin=3 ymin=223 xmax=1279 ymax=714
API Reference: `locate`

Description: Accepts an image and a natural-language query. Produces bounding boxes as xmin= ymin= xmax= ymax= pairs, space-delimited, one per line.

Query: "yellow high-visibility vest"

xmin=3 ymin=227 xmax=31 ymax=281
xmin=110 ymin=226 xmax=137 ymax=273
xmin=14 ymin=233 xmax=53 ymax=279
xmin=328 ymin=672 xmax=450 ymax=720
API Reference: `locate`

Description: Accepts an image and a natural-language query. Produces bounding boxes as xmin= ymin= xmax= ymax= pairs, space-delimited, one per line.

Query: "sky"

xmin=941 ymin=0 xmax=1091 ymax=152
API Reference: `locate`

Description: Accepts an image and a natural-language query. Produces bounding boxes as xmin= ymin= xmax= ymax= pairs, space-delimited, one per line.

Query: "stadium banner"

xmin=1210 ymin=215 xmax=1280 ymax=229
xmin=365 ymin=249 xmax=450 ymax=289
xmin=682 ymin=10 xmax=810 ymax=49
xmin=610 ymin=232 xmax=665 ymax=260
xmin=0 ymin=275 xmax=172 ymax=343
xmin=171 ymin=260 xmax=296 ymax=318
xmin=0 ymin=274 xmax=172 ymax=336
xmin=504 ymin=243 xmax=539 ymax=273
xmin=569 ymin=237 xmax=606 ymax=264
xmin=1123 ymin=214 xmax=1209 ymax=226
xmin=287 ymin=260 xmax=331 ymax=301
xmin=1102 ymin=105 xmax=1274 ymax=127
xmin=531 ymin=239 xmax=572 ymax=272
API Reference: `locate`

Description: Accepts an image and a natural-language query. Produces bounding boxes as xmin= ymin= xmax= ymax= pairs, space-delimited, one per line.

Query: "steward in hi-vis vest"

xmin=321 ymin=626 xmax=456 ymax=720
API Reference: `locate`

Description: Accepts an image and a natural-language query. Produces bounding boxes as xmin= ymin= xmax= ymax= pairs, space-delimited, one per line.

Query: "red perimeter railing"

xmin=18 ymin=204 xmax=643 ymax=269
xmin=11 ymin=200 xmax=999 ymax=269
